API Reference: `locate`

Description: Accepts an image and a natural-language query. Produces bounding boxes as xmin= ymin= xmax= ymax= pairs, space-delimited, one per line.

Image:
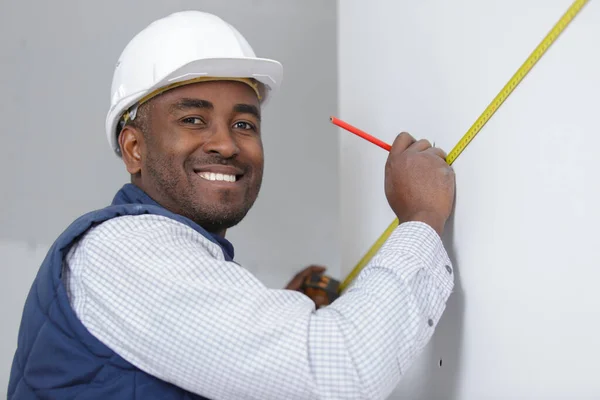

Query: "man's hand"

xmin=385 ymin=133 xmax=456 ymax=236
xmin=285 ymin=265 xmax=326 ymax=291
xmin=285 ymin=265 xmax=330 ymax=308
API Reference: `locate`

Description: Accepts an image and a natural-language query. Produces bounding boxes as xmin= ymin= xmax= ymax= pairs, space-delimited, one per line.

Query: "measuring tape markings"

xmin=338 ymin=0 xmax=590 ymax=293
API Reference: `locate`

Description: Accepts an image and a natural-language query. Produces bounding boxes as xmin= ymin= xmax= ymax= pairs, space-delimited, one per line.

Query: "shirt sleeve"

xmin=64 ymin=214 xmax=454 ymax=400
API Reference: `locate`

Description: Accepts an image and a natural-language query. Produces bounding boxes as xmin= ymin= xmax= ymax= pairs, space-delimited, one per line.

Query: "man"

xmin=8 ymin=10 xmax=455 ymax=400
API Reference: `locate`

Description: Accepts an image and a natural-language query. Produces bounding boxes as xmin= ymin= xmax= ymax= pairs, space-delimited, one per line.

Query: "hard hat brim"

xmin=156 ymin=57 xmax=283 ymax=97
xmin=106 ymin=57 xmax=283 ymax=156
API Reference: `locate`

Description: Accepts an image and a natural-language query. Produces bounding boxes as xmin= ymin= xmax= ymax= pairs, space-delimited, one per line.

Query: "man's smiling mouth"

xmin=193 ymin=165 xmax=244 ymax=183
xmin=197 ymin=172 xmax=237 ymax=182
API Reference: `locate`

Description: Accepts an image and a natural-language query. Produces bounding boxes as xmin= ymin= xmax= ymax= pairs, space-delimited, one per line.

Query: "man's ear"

xmin=119 ymin=126 xmax=144 ymax=175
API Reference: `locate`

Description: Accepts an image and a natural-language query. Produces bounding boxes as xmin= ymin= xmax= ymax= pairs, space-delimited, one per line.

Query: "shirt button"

xmin=428 ymin=318 xmax=434 ymax=327
xmin=445 ymin=265 xmax=452 ymax=274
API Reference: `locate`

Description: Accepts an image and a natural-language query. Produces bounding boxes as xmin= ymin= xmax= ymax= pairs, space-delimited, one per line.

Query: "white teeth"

xmin=198 ymin=172 xmax=237 ymax=182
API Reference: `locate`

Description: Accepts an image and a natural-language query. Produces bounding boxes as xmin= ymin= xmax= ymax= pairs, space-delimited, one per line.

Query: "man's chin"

xmin=190 ymin=207 xmax=250 ymax=233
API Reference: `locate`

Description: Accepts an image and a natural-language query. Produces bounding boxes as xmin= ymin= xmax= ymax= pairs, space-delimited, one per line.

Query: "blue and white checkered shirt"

xmin=63 ymin=214 xmax=453 ymax=400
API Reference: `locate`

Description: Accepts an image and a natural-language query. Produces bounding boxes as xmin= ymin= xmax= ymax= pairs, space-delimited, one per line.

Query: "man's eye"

xmin=233 ymin=121 xmax=255 ymax=131
xmin=181 ymin=117 xmax=204 ymax=125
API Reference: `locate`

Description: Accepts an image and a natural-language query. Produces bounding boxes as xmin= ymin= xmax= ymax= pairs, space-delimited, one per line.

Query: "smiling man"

xmin=8 ymin=10 xmax=456 ymax=400
xmin=122 ymin=82 xmax=265 ymax=237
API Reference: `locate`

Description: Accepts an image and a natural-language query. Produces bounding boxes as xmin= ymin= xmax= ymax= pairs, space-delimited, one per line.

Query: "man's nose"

xmin=202 ymin=123 xmax=240 ymax=158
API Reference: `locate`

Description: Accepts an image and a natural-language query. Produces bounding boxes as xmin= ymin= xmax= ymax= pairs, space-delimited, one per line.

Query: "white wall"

xmin=0 ymin=0 xmax=339 ymax=395
xmin=8 ymin=1 xmax=597 ymax=397
xmin=339 ymin=0 xmax=599 ymax=398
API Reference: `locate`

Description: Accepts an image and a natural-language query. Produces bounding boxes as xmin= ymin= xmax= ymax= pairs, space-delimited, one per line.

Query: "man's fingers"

xmin=294 ymin=265 xmax=325 ymax=279
xmin=409 ymin=139 xmax=432 ymax=152
xmin=308 ymin=265 xmax=327 ymax=272
xmin=304 ymin=265 xmax=327 ymax=275
xmin=388 ymin=132 xmax=450 ymax=165
xmin=425 ymin=146 xmax=448 ymax=160
xmin=285 ymin=265 xmax=327 ymax=290
xmin=390 ymin=132 xmax=417 ymax=153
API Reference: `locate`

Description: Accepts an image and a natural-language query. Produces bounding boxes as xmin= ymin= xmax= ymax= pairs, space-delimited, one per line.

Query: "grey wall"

xmin=0 ymin=0 xmax=338 ymax=394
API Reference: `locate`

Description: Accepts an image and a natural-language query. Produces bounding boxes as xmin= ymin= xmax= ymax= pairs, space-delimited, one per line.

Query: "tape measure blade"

xmin=446 ymin=0 xmax=589 ymax=166
xmin=340 ymin=0 xmax=590 ymax=291
xmin=339 ymin=218 xmax=398 ymax=293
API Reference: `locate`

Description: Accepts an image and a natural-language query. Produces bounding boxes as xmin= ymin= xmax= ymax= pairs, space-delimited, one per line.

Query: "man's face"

xmin=123 ymin=81 xmax=264 ymax=235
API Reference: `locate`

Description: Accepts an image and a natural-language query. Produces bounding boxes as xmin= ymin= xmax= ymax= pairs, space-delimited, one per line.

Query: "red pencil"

xmin=330 ymin=116 xmax=392 ymax=152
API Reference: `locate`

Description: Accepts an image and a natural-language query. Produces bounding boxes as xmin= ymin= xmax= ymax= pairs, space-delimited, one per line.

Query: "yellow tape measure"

xmin=339 ymin=0 xmax=589 ymax=293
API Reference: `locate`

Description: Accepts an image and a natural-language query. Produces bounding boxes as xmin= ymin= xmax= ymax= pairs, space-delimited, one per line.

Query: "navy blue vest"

xmin=8 ymin=184 xmax=234 ymax=399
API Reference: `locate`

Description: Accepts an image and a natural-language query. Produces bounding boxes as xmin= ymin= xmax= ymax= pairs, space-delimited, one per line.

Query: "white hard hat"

xmin=105 ymin=10 xmax=283 ymax=156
